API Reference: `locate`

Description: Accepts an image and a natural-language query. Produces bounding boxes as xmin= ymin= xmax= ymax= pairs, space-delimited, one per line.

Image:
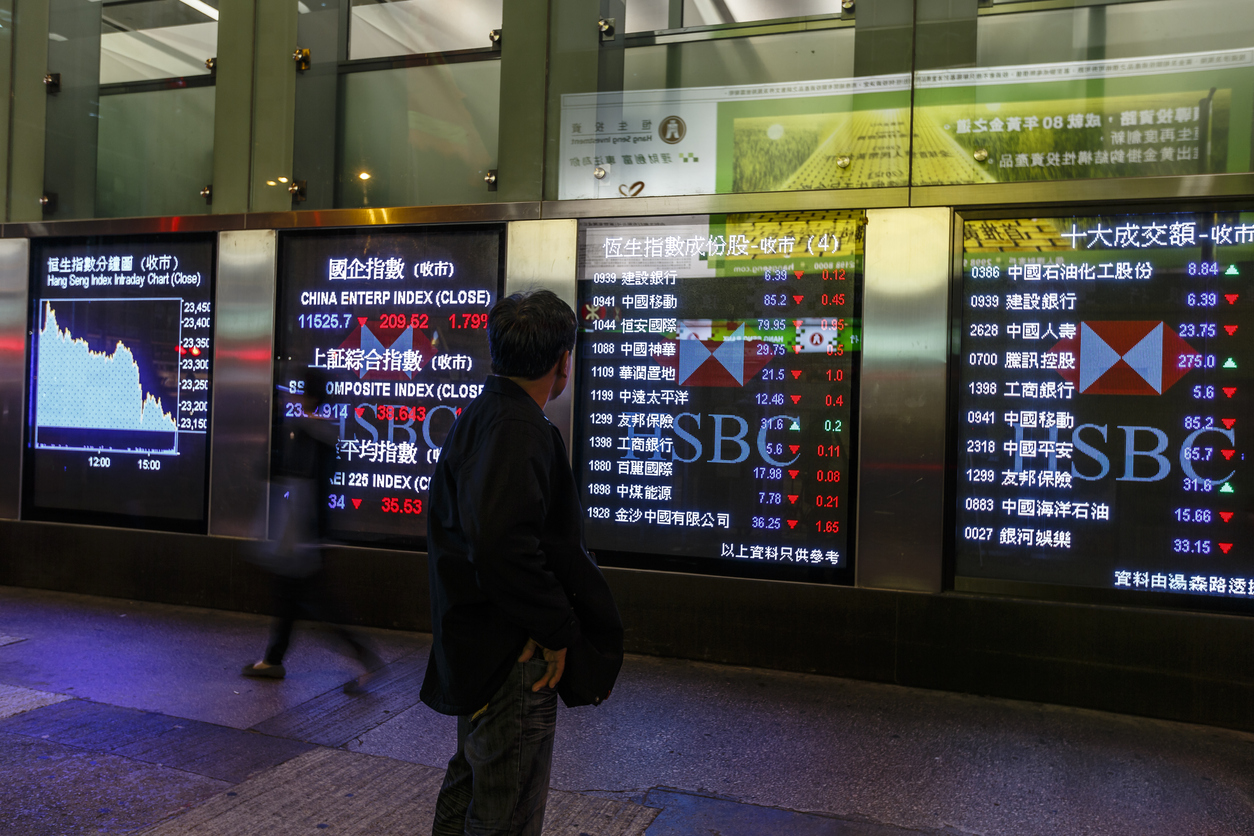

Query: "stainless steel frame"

xmin=2 ymin=168 xmax=1247 ymax=239
xmin=503 ymin=219 xmax=580 ymax=451
xmin=207 ymin=230 xmax=278 ymax=538
xmin=855 ymin=208 xmax=953 ymax=593
xmin=0 ymin=239 xmax=28 ymax=520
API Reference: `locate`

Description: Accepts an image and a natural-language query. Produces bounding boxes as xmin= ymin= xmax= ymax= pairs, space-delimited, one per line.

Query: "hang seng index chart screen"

xmin=955 ymin=212 xmax=1252 ymax=605
xmin=573 ymin=211 xmax=863 ymax=584
xmin=276 ymin=226 xmax=502 ymax=548
xmin=24 ymin=234 xmax=217 ymax=531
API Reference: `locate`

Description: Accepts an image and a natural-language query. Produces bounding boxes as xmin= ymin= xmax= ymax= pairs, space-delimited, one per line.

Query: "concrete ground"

xmin=1 ymin=585 xmax=1252 ymax=835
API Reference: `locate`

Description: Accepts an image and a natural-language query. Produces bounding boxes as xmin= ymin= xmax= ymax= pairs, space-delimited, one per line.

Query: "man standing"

xmin=421 ymin=290 xmax=616 ymax=835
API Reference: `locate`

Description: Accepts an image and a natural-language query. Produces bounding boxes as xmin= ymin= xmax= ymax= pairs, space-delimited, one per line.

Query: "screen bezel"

xmin=945 ymin=200 xmax=1254 ymax=614
xmin=569 ymin=212 xmax=866 ymax=586
xmin=20 ymin=232 xmax=219 ymax=534
xmin=270 ymin=222 xmax=507 ymax=552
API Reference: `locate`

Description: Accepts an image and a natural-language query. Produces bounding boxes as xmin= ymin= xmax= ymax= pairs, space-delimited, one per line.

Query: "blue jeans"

xmin=431 ymin=659 xmax=558 ymax=836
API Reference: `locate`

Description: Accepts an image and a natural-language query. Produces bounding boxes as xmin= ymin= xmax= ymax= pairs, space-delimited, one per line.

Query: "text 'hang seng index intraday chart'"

xmin=956 ymin=212 xmax=1251 ymax=603
xmin=25 ymin=234 xmax=217 ymax=530
xmin=276 ymin=227 xmax=502 ymax=547
xmin=574 ymin=211 xmax=863 ymax=583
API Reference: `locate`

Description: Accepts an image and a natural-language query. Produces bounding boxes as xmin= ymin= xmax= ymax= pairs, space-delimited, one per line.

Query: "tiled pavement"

xmin=2 ymin=586 xmax=1253 ymax=835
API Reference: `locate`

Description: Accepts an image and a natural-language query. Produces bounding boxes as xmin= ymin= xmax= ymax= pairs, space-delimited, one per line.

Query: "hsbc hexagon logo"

xmin=1047 ymin=321 xmax=1199 ymax=395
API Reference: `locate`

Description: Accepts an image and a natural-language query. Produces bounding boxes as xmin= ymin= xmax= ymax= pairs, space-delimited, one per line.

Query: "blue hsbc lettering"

xmin=1070 ymin=424 xmax=1235 ymax=484
xmin=636 ymin=413 xmax=800 ymax=466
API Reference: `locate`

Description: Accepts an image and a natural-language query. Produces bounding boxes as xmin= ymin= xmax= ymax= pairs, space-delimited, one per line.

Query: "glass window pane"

xmin=44 ymin=0 xmax=218 ymax=219
xmin=912 ymin=0 xmax=1254 ymax=187
xmin=337 ymin=62 xmax=500 ymax=206
xmin=626 ymin=0 xmax=671 ymax=33
xmin=553 ymin=21 xmax=914 ymax=200
xmin=682 ymin=0 xmax=841 ymax=26
xmin=98 ymin=0 xmax=218 ymax=84
xmin=96 ymin=87 xmax=216 ymax=217
xmin=349 ymin=0 xmax=502 ymax=59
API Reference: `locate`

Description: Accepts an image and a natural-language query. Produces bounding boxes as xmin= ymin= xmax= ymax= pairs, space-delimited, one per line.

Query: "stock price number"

xmin=449 ymin=313 xmax=488 ymax=329
xmin=752 ymin=516 xmax=782 ymax=530
xmin=817 ymin=444 xmax=841 ymax=457
xmin=298 ymin=313 xmax=353 ymax=329
xmin=382 ymin=496 xmax=423 ymax=514
xmin=376 ymin=405 xmax=426 ymax=421
xmin=1174 ymin=508 xmax=1213 ymax=523
xmin=815 ymin=520 xmax=841 ymax=533
xmin=1179 ymin=323 xmax=1217 ymax=338
xmin=379 ymin=313 xmax=430 ymax=329
xmin=1172 ymin=538 xmax=1212 ymax=554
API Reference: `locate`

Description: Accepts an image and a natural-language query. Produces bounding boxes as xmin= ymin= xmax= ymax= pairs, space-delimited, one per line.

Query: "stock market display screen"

xmin=573 ymin=211 xmax=863 ymax=583
xmin=275 ymin=226 xmax=502 ymax=548
xmin=956 ymin=212 xmax=1252 ymax=604
xmin=23 ymin=234 xmax=217 ymax=531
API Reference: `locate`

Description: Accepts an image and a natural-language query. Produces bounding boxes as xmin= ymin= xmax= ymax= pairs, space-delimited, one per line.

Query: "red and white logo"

xmin=1048 ymin=321 xmax=1199 ymax=395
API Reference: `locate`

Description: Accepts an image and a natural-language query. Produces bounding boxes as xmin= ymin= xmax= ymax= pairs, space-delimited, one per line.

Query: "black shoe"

xmin=241 ymin=662 xmax=286 ymax=679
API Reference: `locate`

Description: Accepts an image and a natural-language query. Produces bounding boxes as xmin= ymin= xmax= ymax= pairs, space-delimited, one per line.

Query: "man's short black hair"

xmin=488 ymin=290 xmax=577 ymax=380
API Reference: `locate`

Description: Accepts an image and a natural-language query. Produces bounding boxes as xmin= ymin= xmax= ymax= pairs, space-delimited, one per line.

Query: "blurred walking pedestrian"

xmin=242 ymin=368 xmax=382 ymax=693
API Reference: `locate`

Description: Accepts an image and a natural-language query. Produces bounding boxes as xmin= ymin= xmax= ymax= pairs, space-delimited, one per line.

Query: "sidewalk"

xmin=1 ymin=585 xmax=1252 ymax=835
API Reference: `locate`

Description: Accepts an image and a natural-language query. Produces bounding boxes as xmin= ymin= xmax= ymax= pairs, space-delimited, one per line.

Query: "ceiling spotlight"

xmin=358 ymin=172 xmax=371 ymax=181
xmin=277 ymin=176 xmax=289 ymax=183
xmin=265 ymin=180 xmax=277 ymax=186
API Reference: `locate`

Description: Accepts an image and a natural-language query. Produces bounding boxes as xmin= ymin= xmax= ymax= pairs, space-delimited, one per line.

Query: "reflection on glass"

xmin=626 ymin=0 xmax=671 ymax=33
xmin=349 ymin=0 xmax=502 ymax=59
xmin=557 ymin=27 xmax=912 ymax=199
xmin=913 ymin=0 xmax=1254 ymax=186
xmin=96 ymin=88 xmax=215 ymax=218
xmin=337 ymin=61 xmax=500 ymax=206
xmin=682 ymin=0 xmax=839 ymax=26
xmin=99 ymin=0 xmax=218 ymax=84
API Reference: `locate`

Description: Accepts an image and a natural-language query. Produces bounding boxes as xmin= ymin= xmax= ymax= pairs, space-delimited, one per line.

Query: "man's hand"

xmin=518 ymin=638 xmax=567 ymax=692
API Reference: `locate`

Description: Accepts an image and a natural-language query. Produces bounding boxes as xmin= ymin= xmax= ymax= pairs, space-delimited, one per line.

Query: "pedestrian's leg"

xmin=431 ymin=715 xmax=474 ymax=836
xmin=461 ymin=659 xmax=558 ymax=836
xmin=263 ymin=575 xmax=304 ymax=665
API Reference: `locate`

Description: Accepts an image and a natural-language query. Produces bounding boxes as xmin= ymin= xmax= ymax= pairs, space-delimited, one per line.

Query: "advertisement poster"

xmin=558 ymin=48 xmax=1254 ymax=199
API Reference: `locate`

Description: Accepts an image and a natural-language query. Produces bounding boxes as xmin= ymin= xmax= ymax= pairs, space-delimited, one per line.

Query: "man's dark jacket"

xmin=421 ymin=375 xmax=611 ymax=716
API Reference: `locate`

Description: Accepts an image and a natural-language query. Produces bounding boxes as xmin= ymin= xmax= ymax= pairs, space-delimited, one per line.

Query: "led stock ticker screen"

xmin=574 ymin=212 xmax=862 ymax=582
xmin=24 ymin=235 xmax=217 ymax=530
xmin=276 ymin=227 xmax=502 ymax=547
xmin=956 ymin=212 xmax=1251 ymax=602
